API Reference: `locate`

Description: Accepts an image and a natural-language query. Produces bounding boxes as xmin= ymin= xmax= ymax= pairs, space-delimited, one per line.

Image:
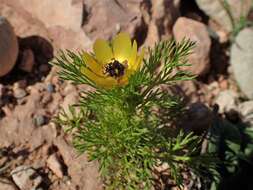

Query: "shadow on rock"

xmin=200 ymin=104 xmax=253 ymax=190
xmin=0 ymin=35 xmax=54 ymax=86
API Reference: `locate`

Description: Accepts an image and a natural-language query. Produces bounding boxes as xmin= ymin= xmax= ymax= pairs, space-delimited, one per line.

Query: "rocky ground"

xmin=0 ymin=0 xmax=253 ymax=190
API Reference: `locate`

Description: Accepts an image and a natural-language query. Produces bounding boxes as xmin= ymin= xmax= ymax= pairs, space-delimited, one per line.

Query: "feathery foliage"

xmin=52 ymin=39 xmax=217 ymax=189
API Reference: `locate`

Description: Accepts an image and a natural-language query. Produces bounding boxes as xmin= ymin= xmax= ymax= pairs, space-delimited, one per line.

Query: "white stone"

xmin=13 ymin=88 xmax=27 ymax=99
xmin=47 ymin=154 xmax=64 ymax=178
xmin=238 ymin=101 xmax=253 ymax=126
xmin=231 ymin=28 xmax=253 ymax=99
xmin=11 ymin=165 xmax=42 ymax=190
xmin=196 ymin=0 xmax=252 ymax=32
xmin=215 ymin=90 xmax=238 ymax=113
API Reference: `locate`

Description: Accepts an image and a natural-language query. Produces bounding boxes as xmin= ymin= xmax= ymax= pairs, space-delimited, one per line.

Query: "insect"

xmin=104 ymin=59 xmax=128 ymax=78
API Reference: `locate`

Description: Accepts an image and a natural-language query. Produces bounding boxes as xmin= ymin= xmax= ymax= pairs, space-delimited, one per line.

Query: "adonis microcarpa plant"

xmin=52 ymin=33 xmax=217 ymax=190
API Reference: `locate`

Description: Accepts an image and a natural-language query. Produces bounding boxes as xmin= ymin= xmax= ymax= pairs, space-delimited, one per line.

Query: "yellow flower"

xmin=81 ymin=32 xmax=145 ymax=88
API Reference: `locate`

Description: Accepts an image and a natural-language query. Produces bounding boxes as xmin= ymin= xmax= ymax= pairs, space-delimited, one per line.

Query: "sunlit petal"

xmin=93 ymin=39 xmax=113 ymax=64
xmin=81 ymin=67 xmax=117 ymax=88
xmin=128 ymin=40 xmax=137 ymax=69
xmin=133 ymin=48 xmax=145 ymax=71
xmin=82 ymin=52 xmax=103 ymax=76
xmin=113 ymin=32 xmax=132 ymax=63
xmin=80 ymin=33 xmax=144 ymax=88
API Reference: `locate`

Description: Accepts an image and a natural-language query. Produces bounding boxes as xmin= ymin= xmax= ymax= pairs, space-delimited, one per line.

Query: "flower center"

xmin=104 ymin=60 xmax=126 ymax=78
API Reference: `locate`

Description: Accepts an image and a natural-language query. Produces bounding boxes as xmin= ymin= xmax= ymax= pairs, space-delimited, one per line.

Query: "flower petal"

xmin=112 ymin=32 xmax=132 ymax=63
xmin=93 ymin=39 xmax=113 ymax=64
xmin=81 ymin=67 xmax=117 ymax=88
xmin=133 ymin=48 xmax=145 ymax=71
xmin=82 ymin=52 xmax=103 ymax=76
xmin=128 ymin=40 xmax=137 ymax=69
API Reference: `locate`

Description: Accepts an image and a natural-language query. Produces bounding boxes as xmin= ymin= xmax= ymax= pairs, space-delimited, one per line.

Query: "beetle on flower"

xmin=81 ymin=32 xmax=145 ymax=88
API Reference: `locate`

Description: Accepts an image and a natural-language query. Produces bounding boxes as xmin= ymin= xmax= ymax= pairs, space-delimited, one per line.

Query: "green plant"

xmin=52 ymin=38 xmax=217 ymax=189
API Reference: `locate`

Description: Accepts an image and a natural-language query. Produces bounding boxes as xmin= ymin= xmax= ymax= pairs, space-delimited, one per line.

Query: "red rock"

xmin=83 ymin=0 xmax=144 ymax=40
xmin=17 ymin=0 xmax=83 ymax=31
xmin=173 ymin=17 xmax=211 ymax=76
xmin=218 ymin=76 xmax=229 ymax=90
xmin=151 ymin=0 xmax=179 ymax=37
xmin=208 ymin=20 xmax=229 ymax=44
xmin=54 ymin=137 xmax=103 ymax=190
xmin=144 ymin=0 xmax=179 ymax=47
xmin=48 ymin=26 xmax=92 ymax=52
xmin=19 ymin=49 xmax=35 ymax=73
xmin=0 ymin=0 xmax=50 ymax=38
xmin=0 ymin=16 xmax=18 ymax=77
xmin=0 ymin=0 xmax=92 ymax=53
xmin=59 ymin=91 xmax=79 ymax=120
xmin=144 ymin=21 xmax=160 ymax=48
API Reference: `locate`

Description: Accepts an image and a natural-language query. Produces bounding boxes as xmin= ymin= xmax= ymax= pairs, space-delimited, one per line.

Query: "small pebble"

xmin=63 ymin=175 xmax=71 ymax=185
xmin=46 ymin=83 xmax=55 ymax=93
xmin=215 ymin=90 xmax=238 ymax=113
xmin=13 ymin=88 xmax=27 ymax=99
xmin=34 ymin=115 xmax=46 ymax=126
xmin=219 ymin=79 xmax=228 ymax=90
